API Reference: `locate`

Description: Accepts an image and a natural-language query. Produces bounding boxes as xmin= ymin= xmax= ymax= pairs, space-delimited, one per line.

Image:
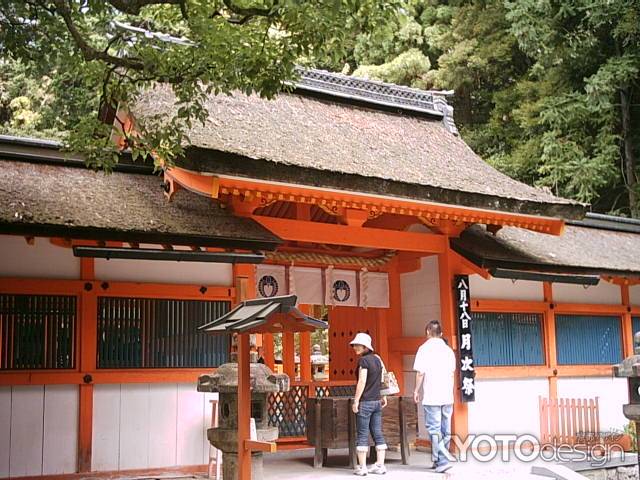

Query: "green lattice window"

xmin=0 ymin=294 xmax=76 ymax=370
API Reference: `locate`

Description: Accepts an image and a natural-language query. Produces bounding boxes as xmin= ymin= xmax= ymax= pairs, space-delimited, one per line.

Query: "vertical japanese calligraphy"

xmin=455 ymin=275 xmax=475 ymax=402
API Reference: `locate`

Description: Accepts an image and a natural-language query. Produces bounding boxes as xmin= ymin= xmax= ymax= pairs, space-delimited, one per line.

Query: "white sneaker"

xmin=368 ymin=464 xmax=387 ymax=475
xmin=354 ymin=465 xmax=368 ymax=476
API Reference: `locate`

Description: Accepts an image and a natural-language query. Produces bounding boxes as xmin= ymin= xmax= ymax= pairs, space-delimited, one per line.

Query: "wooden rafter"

xmin=249 ymin=216 xmax=447 ymax=253
xmin=164 ymin=167 xmax=566 ymax=235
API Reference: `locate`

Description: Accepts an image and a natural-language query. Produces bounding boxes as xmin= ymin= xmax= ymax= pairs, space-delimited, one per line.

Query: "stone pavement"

xmin=262 ymin=448 xmax=553 ymax=480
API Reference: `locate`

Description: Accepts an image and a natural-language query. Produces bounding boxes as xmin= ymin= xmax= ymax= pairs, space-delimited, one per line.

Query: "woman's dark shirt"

xmin=356 ymin=352 xmax=382 ymax=402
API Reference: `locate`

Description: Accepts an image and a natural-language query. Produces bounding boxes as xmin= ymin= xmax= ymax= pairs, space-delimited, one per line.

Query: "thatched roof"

xmin=452 ymin=218 xmax=640 ymax=277
xmin=132 ymin=70 xmax=584 ymax=219
xmin=0 ymin=147 xmax=280 ymax=249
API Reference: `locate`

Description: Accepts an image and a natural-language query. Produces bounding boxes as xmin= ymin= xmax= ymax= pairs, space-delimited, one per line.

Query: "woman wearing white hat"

xmin=350 ymin=332 xmax=387 ymax=476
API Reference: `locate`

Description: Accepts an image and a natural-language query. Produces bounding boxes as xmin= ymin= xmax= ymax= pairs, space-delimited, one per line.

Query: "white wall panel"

xmin=119 ymin=384 xmax=150 ymax=470
xmin=95 ymin=258 xmax=233 ymax=285
xmin=0 ymin=235 xmax=79 ymax=279
xmin=148 ymin=384 xmax=178 ymax=467
xmin=553 ymin=281 xmax=621 ymax=305
xmin=467 ymin=378 xmax=548 ymax=436
xmin=557 ymin=377 xmax=628 ymax=431
xmin=630 ymin=285 xmax=640 ymax=306
xmin=93 ymin=383 xmax=210 ymax=472
xmin=0 ymin=386 xmax=11 ymax=477
xmin=9 ymin=386 xmax=44 ymax=477
xmin=92 ymin=384 xmax=121 ymax=471
xmin=176 ymin=383 xmax=205 ymax=466
xmin=42 ymin=385 xmax=78 ymax=475
xmin=401 ymin=255 xmax=440 ymax=336
xmin=469 ymin=276 xmax=543 ymax=301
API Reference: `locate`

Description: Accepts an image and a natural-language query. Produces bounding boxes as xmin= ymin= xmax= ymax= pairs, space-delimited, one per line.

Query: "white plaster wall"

xmin=630 ymin=285 xmax=640 ymax=306
xmin=0 ymin=235 xmax=80 ymax=279
xmin=401 ymin=255 xmax=440 ymax=337
xmin=467 ymin=378 xmax=549 ymax=436
xmin=553 ymin=282 xmax=621 ymax=305
xmin=95 ymin=258 xmax=233 ymax=285
xmin=556 ymin=377 xmax=628 ymax=432
xmin=469 ymin=276 xmax=543 ymax=301
xmin=92 ymin=383 xmax=218 ymax=471
xmin=0 ymin=385 xmax=78 ymax=477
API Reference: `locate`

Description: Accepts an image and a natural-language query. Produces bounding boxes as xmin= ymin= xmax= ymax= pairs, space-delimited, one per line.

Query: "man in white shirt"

xmin=413 ymin=320 xmax=456 ymax=473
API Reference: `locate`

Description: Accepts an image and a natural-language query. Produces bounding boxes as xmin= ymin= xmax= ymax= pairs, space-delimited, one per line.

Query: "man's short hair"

xmin=426 ymin=320 xmax=442 ymax=337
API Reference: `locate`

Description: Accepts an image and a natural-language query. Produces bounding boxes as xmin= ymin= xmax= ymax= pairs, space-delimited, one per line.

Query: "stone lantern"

xmin=198 ymin=294 xmax=328 ymax=480
xmin=613 ymin=331 xmax=640 ymax=474
xmin=198 ymin=354 xmax=289 ymax=480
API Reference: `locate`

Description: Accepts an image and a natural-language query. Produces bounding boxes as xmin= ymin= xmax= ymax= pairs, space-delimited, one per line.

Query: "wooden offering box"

xmin=306 ymin=396 xmax=418 ymax=467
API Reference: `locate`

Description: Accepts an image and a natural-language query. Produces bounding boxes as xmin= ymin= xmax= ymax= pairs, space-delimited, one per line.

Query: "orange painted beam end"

xmin=245 ymin=440 xmax=277 ymax=453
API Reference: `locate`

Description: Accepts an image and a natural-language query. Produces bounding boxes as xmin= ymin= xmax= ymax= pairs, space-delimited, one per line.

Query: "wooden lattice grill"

xmin=0 ymin=294 xmax=76 ymax=370
xmin=268 ymin=385 xmax=309 ymax=437
xmin=315 ymin=384 xmax=356 ymax=398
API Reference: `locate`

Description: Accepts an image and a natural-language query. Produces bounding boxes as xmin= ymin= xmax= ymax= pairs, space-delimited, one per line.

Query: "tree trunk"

xmin=620 ymin=86 xmax=638 ymax=217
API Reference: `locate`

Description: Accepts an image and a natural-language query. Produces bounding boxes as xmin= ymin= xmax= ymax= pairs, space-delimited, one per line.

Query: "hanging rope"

xmin=266 ymin=250 xmax=395 ymax=268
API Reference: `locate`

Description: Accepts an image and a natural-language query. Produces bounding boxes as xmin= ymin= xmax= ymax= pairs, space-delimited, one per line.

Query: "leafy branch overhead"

xmin=0 ymin=0 xmax=394 ymax=170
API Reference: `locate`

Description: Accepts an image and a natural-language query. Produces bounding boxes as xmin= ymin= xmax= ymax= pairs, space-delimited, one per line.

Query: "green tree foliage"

xmin=2 ymin=1 xmax=638 ymax=216
xmin=0 ymin=0 xmax=393 ymax=170
xmin=342 ymin=0 xmax=640 ymax=216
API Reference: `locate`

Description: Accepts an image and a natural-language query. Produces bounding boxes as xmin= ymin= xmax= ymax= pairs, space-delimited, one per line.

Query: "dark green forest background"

xmin=2 ymin=0 xmax=638 ymax=216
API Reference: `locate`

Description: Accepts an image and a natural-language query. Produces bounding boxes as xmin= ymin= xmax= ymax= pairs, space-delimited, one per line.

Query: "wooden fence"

xmin=539 ymin=396 xmax=600 ymax=447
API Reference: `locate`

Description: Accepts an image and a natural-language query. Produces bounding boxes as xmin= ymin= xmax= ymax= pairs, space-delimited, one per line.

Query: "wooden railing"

xmin=539 ymin=396 xmax=600 ymax=447
xmin=268 ymin=380 xmax=356 ymax=439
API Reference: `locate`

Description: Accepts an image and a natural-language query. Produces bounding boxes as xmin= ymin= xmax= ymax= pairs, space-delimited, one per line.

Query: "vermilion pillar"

xmin=282 ymin=332 xmax=296 ymax=379
xmin=262 ymin=332 xmax=275 ymax=369
xmin=385 ymin=258 xmax=405 ymax=394
xmin=234 ymin=265 xmax=256 ymax=480
xmin=298 ymin=305 xmax=313 ymax=381
xmin=543 ymin=282 xmax=559 ymax=400
xmin=78 ymin=257 xmax=96 ymax=473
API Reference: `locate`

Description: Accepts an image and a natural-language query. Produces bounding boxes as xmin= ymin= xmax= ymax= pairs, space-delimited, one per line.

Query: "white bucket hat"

xmin=350 ymin=332 xmax=374 ymax=351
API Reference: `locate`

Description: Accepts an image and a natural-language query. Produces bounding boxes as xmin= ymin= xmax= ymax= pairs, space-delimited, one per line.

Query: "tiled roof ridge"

xmin=294 ymin=67 xmax=459 ymax=135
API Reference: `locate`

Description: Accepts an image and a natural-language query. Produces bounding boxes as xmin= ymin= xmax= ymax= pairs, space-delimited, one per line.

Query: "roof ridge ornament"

xmin=294 ymin=67 xmax=460 ymax=135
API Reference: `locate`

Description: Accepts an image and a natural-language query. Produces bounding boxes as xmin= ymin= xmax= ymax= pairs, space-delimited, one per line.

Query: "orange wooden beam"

xmin=476 ymin=366 xmax=553 ymax=379
xmin=0 ymin=278 xmax=234 ymax=300
xmin=472 ymin=298 xmax=547 ymax=313
xmin=388 ymin=337 xmax=424 ymax=355
xmin=0 ymin=369 xmax=216 ymax=385
xmin=621 ymin=284 xmax=634 ymax=357
xmin=450 ymin=249 xmax=490 ymax=280
xmin=245 ymin=440 xmax=277 ymax=453
xmin=167 ymin=167 xmax=565 ymax=235
xmin=250 ymin=216 xmax=447 ymax=253
xmin=553 ymin=303 xmax=627 ymax=315
xmin=543 ymin=283 xmax=558 ymax=400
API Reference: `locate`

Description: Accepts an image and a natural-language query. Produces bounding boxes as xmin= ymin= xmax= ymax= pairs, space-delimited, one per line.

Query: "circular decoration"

xmin=258 ymin=275 xmax=279 ymax=297
xmin=332 ymin=279 xmax=351 ymax=302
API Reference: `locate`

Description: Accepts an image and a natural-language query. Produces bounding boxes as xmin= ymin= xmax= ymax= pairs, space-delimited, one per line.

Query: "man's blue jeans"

xmin=424 ymin=404 xmax=453 ymax=467
xmin=356 ymin=400 xmax=387 ymax=452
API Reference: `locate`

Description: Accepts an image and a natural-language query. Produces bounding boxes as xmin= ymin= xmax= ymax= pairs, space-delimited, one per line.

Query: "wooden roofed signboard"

xmin=199 ymin=295 xmax=327 ymax=334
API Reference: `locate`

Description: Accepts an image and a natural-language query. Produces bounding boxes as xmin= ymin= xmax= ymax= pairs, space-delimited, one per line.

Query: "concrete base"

xmin=222 ymin=451 xmax=264 ymax=480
